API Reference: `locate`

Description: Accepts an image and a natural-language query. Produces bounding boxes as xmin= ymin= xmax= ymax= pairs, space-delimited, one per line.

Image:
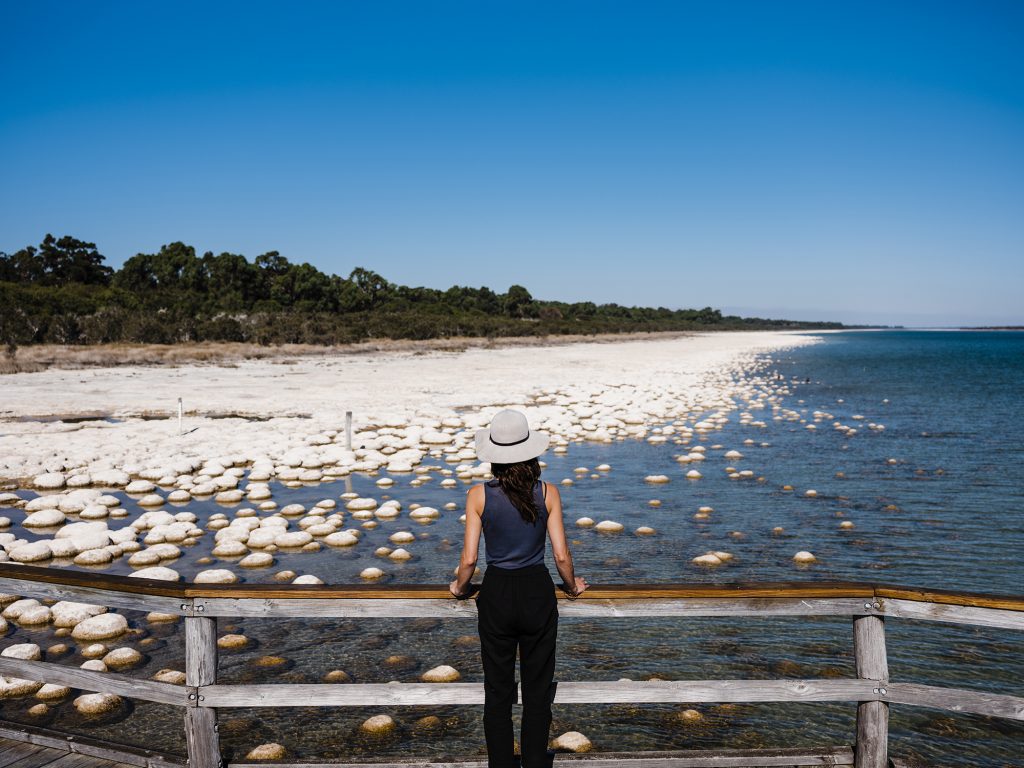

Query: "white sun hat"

xmin=474 ymin=409 xmax=550 ymax=464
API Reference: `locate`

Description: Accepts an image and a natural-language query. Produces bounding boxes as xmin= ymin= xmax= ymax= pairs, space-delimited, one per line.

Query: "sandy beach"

xmin=0 ymin=331 xmax=818 ymax=487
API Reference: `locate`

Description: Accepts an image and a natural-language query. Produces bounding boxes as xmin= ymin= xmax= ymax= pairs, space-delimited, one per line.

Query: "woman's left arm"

xmin=450 ymin=485 xmax=484 ymax=597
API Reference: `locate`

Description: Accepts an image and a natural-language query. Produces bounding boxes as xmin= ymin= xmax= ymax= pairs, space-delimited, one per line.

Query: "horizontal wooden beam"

xmin=227 ymin=745 xmax=855 ymax=767
xmin=193 ymin=596 xmax=874 ymax=619
xmin=885 ymin=682 xmax=1024 ymax=721
xmin=199 ymin=679 xmax=881 ymax=708
xmin=0 ymin=562 xmax=185 ymax=597
xmin=0 ymin=576 xmax=188 ymax=616
xmin=185 ymin=581 xmax=879 ymax=600
xmin=880 ymin=598 xmax=1024 ymax=631
xmin=0 ymin=563 xmax=1020 ymax=615
xmin=0 ymin=656 xmax=188 ymax=706
xmin=874 ymin=584 xmax=1024 ymax=613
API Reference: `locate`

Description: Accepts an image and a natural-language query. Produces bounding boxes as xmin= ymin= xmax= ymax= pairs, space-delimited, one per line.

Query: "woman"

xmin=450 ymin=409 xmax=589 ymax=768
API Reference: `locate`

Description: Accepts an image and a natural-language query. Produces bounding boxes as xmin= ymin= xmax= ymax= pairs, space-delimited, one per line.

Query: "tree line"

xmin=0 ymin=234 xmax=841 ymax=349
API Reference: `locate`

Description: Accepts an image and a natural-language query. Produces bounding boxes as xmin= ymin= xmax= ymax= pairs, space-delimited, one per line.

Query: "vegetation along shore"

xmin=0 ymin=235 xmax=841 ymax=357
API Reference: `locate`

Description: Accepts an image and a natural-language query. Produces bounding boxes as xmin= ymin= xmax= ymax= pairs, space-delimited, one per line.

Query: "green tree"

xmin=502 ymin=284 xmax=535 ymax=318
xmin=37 ymin=234 xmax=112 ymax=285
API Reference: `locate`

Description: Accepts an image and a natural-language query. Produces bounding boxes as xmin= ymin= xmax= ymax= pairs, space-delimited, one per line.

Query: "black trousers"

xmin=477 ymin=563 xmax=558 ymax=768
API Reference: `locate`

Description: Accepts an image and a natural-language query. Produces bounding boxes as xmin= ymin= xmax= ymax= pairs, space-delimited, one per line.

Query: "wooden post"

xmin=345 ymin=410 xmax=353 ymax=451
xmin=853 ymin=614 xmax=889 ymax=768
xmin=184 ymin=615 xmax=221 ymax=768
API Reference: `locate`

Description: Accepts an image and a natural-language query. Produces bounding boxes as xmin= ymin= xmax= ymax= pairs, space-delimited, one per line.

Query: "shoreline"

xmin=2 ymin=331 xmax=723 ymax=374
xmin=0 ymin=330 xmax=820 ymax=487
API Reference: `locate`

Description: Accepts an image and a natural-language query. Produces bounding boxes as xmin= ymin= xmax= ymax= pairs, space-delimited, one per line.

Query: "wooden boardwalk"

xmin=0 ymin=736 xmax=128 ymax=768
xmin=0 ymin=724 xmax=182 ymax=768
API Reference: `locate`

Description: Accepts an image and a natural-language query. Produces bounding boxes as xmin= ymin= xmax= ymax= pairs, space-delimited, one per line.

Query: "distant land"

xmin=1 ymin=235 xmax=843 ymax=354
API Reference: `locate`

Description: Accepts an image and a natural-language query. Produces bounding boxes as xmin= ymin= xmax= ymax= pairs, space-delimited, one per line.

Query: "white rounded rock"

xmin=421 ymin=665 xmax=460 ymax=682
xmin=212 ymin=541 xmax=248 ymax=557
xmin=552 ymin=731 xmax=592 ymax=752
xmin=247 ymin=744 xmax=287 ymax=760
xmin=346 ymin=497 xmax=378 ymax=511
xmin=793 ymin=551 xmax=818 ymax=564
xmin=1 ymin=643 xmax=42 ymax=660
xmin=194 ymin=569 xmax=238 ymax=584
xmin=360 ymin=567 xmax=385 ymax=580
xmin=35 ymin=683 xmax=72 ymax=701
xmin=129 ymin=566 xmax=181 ymax=581
xmin=595 ymin=520 xmax=623 ymax=533
xmin=73 ymin=549 xmax=113 ymax=566
xmin=239 ymin=552 xmax=275 ymax=568
xmin=275 ymin=531 xmax=313 ymax=548
xmin=23 ymin=509 xmax=65 ymax=528
xmin=33 ymin=473 xmax=66 ymax=490
xmin=324 ymin=531 xmax=359 ymax=547
xmin=73 ymin=692 xmax=123 ymax=715
xmin=103 ymin=647 xmax=143 ymax=669
xmin=692 ymin=553 xmax=723 ymax=566
xmin=51 ymin=601 xmax=106 ymax=628
xmin=360 ymin=714 xmax=396 ymax=734
xmin=9 ymin=541 xmax=52 ymax=562
xmin=71 ymin=613 xmax=129 ymax=640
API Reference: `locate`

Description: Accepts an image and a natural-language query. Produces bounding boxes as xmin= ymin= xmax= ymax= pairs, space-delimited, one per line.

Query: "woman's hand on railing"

xmin=561 ymin=577 xmax=589 ymax=599
xmin=449 ymin=580 xmax=478 ymax=599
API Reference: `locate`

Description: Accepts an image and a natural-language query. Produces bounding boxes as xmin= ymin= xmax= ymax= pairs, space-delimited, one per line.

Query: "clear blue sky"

xmin=2 ymin=1 xmax=1022 ymax=326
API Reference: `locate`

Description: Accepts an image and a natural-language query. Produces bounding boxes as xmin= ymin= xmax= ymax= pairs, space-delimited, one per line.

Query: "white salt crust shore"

xmin=1 ymin=332 xmax=819 ymax=486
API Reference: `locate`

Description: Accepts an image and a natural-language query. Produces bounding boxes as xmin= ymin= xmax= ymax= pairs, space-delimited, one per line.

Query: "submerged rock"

xmin=360 ymin=714 xmax=396 ymax=735
xmin=35 ymin=683 xmax=72 ymax=701
xmin=552 ymin=731 xmax=592 ymax=752
xmin=421 ymin=665 xmax=460 ymax=682
xmin=218 ymin=634 xmax=249 ymax=650
xmin=103 ymin=648 xmax=143 ymax=669
xmin=153 ymin=669 xmax=187 ymax=685
xmin=247 ymin=743 xmax=287 ymax=760
xmin=73 ymin=692 xmax=122 ymax=716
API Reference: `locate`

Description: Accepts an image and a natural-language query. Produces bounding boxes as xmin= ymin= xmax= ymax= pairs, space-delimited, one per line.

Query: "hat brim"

xmin=474 ymin=429 xmax=550 ymax=464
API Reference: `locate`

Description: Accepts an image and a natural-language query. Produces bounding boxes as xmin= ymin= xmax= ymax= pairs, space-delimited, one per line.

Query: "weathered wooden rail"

xmin=0 ymin=563 xmax=1021 ymax=768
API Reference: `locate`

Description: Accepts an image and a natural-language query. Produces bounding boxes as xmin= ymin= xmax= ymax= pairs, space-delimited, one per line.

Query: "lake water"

xmin=2 ymin=330 xmax=1022 ymax=765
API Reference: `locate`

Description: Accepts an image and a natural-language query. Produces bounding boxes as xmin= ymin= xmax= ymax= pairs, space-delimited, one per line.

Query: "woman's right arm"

xmin=545 ymin=482 xmax=589 ymax=597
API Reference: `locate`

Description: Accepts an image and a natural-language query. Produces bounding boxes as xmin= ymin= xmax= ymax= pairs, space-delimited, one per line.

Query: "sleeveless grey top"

xmin=482 ymin=480 xmax=547 ymax=569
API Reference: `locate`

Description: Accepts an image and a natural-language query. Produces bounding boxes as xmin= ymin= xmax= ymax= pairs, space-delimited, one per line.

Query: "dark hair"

xmin=491 ymin=458 xmax=543 ymax=524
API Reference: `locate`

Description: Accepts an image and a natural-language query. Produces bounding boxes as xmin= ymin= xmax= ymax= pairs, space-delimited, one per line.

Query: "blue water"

xmin=2 ymin=330 xmax=1022 ymax=764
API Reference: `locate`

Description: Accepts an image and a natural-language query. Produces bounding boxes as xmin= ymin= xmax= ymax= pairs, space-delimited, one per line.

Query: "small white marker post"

xmin=345 ymin=410 xmax=353 ymax=451
xmin=178 ymin=397 xmax=183 ymax=436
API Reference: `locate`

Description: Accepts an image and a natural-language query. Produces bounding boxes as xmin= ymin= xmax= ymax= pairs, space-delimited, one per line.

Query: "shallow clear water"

xmin=2 ymin=330 xmax=1022 ymax=764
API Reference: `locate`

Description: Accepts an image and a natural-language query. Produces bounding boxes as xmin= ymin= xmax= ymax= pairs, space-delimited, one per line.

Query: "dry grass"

xmin=1 ymin=332 xmax=695 ymax=374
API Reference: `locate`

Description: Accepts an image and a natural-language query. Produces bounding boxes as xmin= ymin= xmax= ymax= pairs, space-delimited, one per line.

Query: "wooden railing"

xmin=0 ymin=562 xmax=1021 ymax=768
